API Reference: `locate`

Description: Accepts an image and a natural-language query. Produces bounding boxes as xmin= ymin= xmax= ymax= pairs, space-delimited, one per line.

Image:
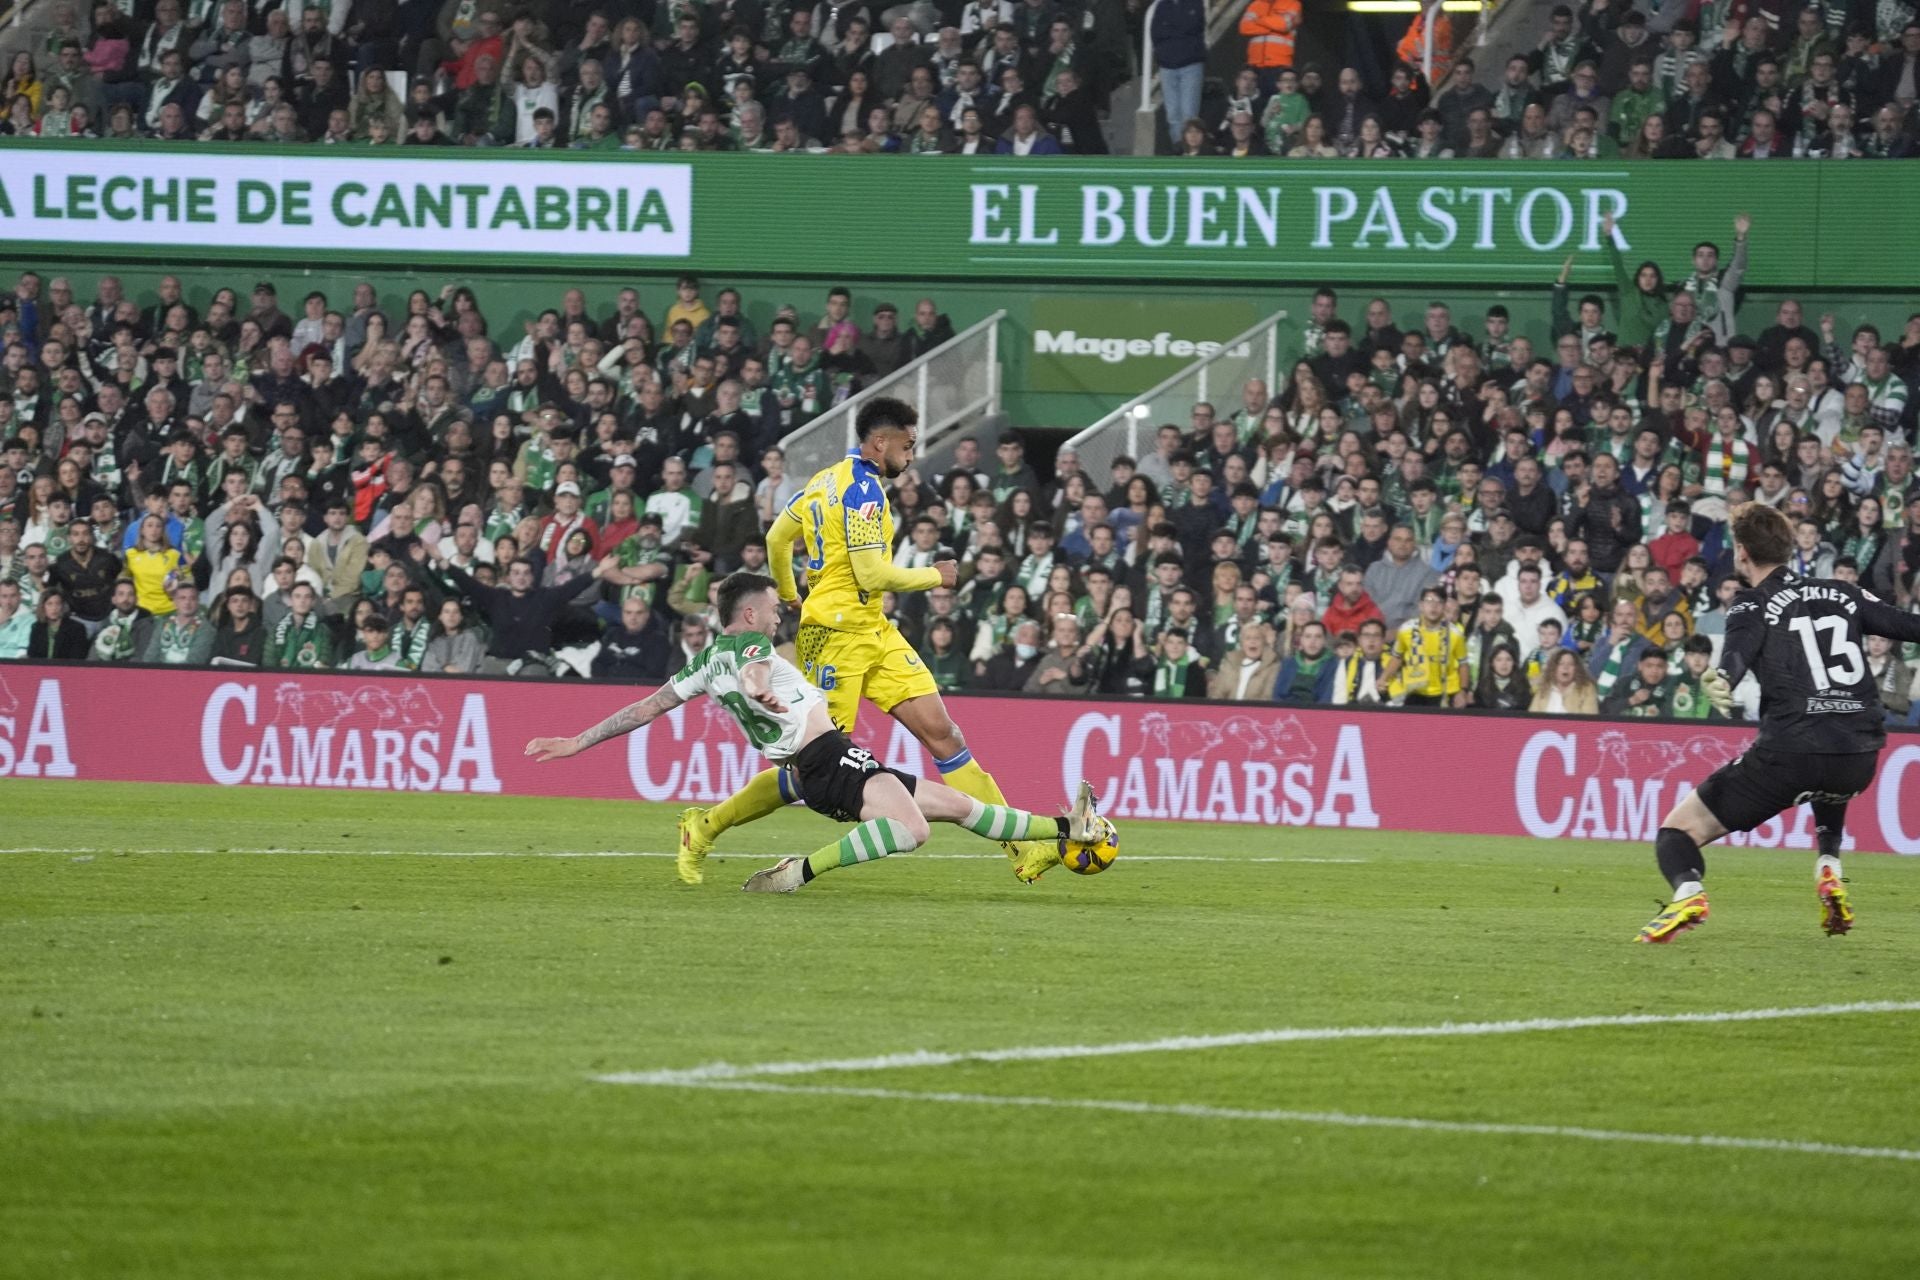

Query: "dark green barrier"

xmin=1 ymin=141 xmax=1908 ymax=289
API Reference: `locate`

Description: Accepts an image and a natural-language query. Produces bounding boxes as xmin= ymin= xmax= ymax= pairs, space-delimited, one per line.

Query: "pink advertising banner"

xmin=1 ymin=663 xmax=1916 ymax=854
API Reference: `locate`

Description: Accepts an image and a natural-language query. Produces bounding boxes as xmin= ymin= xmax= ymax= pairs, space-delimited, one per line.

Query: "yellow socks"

xmin=703 ymin=767 xmax=792 ymax=839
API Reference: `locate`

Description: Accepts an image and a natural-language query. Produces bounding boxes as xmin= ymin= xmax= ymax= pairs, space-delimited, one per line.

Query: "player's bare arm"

xmin=738 ymin=656 xmax=789 ymax=715
xmin=524 ymin=685 xmax=687 ymax=762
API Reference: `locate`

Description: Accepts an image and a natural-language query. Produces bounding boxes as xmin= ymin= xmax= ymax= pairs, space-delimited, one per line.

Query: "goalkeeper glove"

xmin=1699 ymin=669 xmax=1734 ymax=714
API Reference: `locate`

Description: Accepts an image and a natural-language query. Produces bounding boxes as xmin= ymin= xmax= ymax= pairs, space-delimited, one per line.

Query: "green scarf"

xmin=1595 ymin=643 xmax=1627 ymax=696
xmin=92 ymin=610 xmax=140 ymax=661
xmin=1284 ymin=650 xmax=1330 ymax=700
xmin=1153 ymin=653 xmax=1197 ymax=698
xmin=154 ymin=614 xmax=205 ymax=664
xmin=271 ymin=613 xmax=333 ymax=668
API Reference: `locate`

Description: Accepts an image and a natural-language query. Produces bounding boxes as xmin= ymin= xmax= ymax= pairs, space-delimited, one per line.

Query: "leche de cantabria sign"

xmin=0 ymin=149 xmax=691 ymax=258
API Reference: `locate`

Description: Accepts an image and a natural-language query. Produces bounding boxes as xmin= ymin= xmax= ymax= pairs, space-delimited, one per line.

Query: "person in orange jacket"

xmin=1239 ymin=0 xmax=1301 ymax=90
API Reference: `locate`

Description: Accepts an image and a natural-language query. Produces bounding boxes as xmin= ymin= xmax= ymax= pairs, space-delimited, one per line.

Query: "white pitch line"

xmin=596 ymin=1000 xmax=1920 ymax=1086
xmin=0 ymin=846 xmax=1363 ymax=865
xmin=644 ymin=1079 xmax=1920 ymax=1164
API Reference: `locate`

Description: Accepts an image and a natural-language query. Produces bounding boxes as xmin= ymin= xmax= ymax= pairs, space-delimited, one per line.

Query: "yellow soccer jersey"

xmin=778 ymin=451 xmax=934 ymax=632
xmin=1390 ymin=620 xmax=1468 ymax=698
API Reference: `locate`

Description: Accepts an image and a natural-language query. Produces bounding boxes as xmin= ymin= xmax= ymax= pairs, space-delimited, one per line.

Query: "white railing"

xmin=776 ymin=310 xmax=1005 ymax=481
xmin=1133 ymin=0 xmax=1162 ymax=155
xmin=1421 ymin=0 xmax=1496 ymax=83
xmin=1060 ymin=310 xmax=1290 ymax=483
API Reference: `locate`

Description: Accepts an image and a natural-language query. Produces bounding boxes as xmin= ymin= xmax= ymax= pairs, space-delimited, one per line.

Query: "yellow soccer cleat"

xmin=677 ymin=807 xmax=714 ymax=886
xmin=1011 ymin=839 xmax=1063 ymax=884
xmin=1818 ymin=866 xmax=1854 ymax=937
xmin=1634 ymin=892 xmax=1710 ymax=944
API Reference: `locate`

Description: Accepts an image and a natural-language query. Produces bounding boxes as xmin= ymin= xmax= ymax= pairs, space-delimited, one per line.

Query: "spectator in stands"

xmin=1151 ymin=0 xmax=1207 ymax=145
xmin=142 ymin=581 xmax=215 ymax=664
xmin=409 ymin=598 xmax=474 ymax=673
xmin=1317 ymin=617 xmax=1389 ymax=704
xmin=1474 ymin=643 xmax=1530 ymax=710
xmin=25 ymin=587 xmax=88 ymax=660
xmin=439 ymin=555 xmax=583 ymax=673
xmin=976 ymin=617 xmax=1042 ymax=690
xmin=592 ymin=594 xmax=670 ymax=680
xmin=1531 ymin=648 xmax=1600 ymax=715
xmin=1209 ymin=619 xmax=1280 ymax=700
xmin=268 ymin=582 xmax=334 ymax=668
xmin=1362 ymin=525 xmax=1438 ymax=629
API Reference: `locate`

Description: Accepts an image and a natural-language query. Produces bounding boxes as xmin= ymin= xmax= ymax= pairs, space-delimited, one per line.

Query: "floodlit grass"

xmin=4 ymin=781 xmax=1918 ymax=1279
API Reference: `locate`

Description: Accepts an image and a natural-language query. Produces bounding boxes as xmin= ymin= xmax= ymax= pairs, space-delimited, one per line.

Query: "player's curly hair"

xmin=855 ymin=396 xmax=918 ymax=439
xmin=1730 ymin=502 xmax=1793 ymax=569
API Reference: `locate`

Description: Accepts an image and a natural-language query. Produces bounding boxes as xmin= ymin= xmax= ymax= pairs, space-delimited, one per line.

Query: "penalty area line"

xmin=0 ymin=846 xmax=1363 ymax=865
xmin=597 ymin=1000 xmax=1920 ymax=1086
xmin=639 ymin=1079 xmax=1920 ymax=1164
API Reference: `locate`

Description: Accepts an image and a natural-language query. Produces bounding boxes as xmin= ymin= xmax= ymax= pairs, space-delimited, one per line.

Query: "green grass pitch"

xmin=5 ymin=781 xmax=1919 ymax=1279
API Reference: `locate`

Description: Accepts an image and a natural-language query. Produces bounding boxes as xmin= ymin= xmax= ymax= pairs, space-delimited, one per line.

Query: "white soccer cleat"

xmin=741 ymin=856 xmax=806 ymax=894
xmin=1066 ymin=780 xmax=1104 ymax=845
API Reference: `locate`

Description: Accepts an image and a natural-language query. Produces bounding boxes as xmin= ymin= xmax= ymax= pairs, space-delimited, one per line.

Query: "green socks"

xmin=959 ymin=799 xmax=1060 ymax=843
xmin=796 ymin=804 xmax=1063 ymax=884
xmin=804 ymin=817 xmax=918 ymax=879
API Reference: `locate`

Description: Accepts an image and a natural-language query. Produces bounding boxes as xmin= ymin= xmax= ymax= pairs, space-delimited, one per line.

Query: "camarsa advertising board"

xmin=3 ymin=665 xmax=1916 ymax=853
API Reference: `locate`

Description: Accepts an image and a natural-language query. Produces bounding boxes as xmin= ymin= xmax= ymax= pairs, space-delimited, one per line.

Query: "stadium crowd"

xmin=0 ymin=0 xmax=1139 ymax=154
xmin=1197 ymin=4 xmax=1920 ymax=161
xmin=5 ymin=1 xmax=1920 ymax=156
xmin=2 ymin=241 xmax=1919 ymax=721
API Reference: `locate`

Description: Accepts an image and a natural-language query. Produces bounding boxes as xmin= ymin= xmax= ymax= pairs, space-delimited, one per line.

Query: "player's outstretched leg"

xmin=1813 ymin=800 xmax=1853 ymax=936
xmin=741 ymin=772 xmax=1111 ymax=893
xmin=744 ymin=771 xmax=928 ymax=893
xmin=683 ymin=766 xmax=799 ymax=875
xmin=916 ymin=778 xmax=1115 ymax=882
xmin=1636 ymin=792 xmax=1724 ymax=944
xmin=891 ymin=694 xmax=1063 ymax=882
xmin=742 ymin=814 xmax=921 ymax=894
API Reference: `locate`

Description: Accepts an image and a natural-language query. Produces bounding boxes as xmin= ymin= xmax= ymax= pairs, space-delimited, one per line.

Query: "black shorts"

xmin=1693 ymin=746 xmax=1878 ymax=834
xmin=789 ymin=729 xmax=917 ymax=824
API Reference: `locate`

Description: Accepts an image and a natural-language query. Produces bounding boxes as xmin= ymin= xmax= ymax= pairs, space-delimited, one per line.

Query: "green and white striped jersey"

xmin=668 ymin=631 xmax=823 ymax=761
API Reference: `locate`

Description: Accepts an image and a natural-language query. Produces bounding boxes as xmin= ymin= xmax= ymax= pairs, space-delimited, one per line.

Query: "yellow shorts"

xmin=795 ymin=623 xmax=938 ymax=732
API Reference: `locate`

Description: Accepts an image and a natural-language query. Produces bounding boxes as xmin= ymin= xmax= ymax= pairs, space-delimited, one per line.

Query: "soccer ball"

xmin=1063 ymin=818 xmax=1119 ymax=875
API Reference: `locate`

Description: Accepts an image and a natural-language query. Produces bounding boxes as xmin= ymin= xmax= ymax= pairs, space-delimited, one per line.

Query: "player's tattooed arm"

xmin=578 ymin=685 xmax=686 ymax=748
xmin=524 ymin=686 xmax=686 ymax=761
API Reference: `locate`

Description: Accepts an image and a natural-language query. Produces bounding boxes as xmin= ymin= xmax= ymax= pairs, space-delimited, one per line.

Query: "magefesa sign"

xmin=1027 ymin=295 xmax=1260 ymax=394
xmin=0 ymin=150 xmax=691 ymax=257
xmin=966 ymin=174 xmax=1630 ymax=268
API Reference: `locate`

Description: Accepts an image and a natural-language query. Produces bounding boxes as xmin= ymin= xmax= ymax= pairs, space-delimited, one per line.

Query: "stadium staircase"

xmin=1059 ymin=309 xmax=1292 ymax=481
xmin=774 ymin=310 xmax=1008 ymax=484
xmin=0 ymin=0 xmax=51 ymax=62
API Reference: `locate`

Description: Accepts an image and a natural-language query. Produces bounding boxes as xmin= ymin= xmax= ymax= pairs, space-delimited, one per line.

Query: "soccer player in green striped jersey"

xmin=524 ymin=571 xmax=1113 ymax=892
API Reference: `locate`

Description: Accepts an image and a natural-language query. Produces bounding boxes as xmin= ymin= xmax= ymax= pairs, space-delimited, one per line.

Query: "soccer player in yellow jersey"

xmin=1383 ymin=586 xmax=1471 ymax=707
xmin=676 ymin=396 xmax=1063 ymax=884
